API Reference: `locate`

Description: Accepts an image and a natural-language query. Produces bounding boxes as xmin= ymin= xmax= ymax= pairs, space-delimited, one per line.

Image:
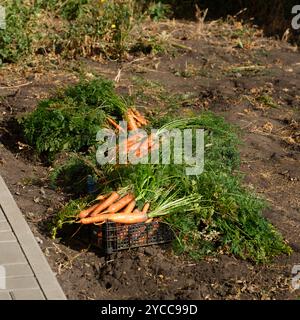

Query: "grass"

xmin=257 ymin=94 xmax=278 ymax=108
xmin=0 ymin=0 xmax=176 ymax=65
xmin=225 ymin=64 xmax=268 ymax=78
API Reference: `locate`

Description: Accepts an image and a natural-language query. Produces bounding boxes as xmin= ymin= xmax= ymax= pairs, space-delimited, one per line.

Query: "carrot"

xmin=96 ymin=192 xmax=111 ymax=201
xmin=90 ymin=191 xmax=120 ymax=217
xmin=120 ymin=136 xmax=141 ymax=151
xmin=127 ymin=110 xmax=138 ymax=131
xmin=126 ymin=134 xmax=147 ymax=154
xmin=136 ymin=110 xmax=148 ymax=124
xmin=145 ymin=218 xmax=153 ymax=224
xmin=132 ymin=113 xmax=147 ymax=126
xmin=78 ymin=203 xmax=100 ymax=219
xmin=124 ymin=133 xmax=145 ymax=152
xmin=127 ymin=139 xmax=140 ymax=149
xmin=107 ymin=117 xmax=124 ymax=132
xmin=131 ymin=109 xmax=148 ymax=125
xmin=123 ymin=200 xmax=136 ymax=214
xmin=131 ymin=115 xmax=143 ymax=128
xmin=107 ymin=211 xmax=148 ymax=224
xmin=127 ymin=139 xmax=144 ymax=154
xmin=131 ymin=224 xmax=146 ymax=241
xmin=135 ymin=134 xmax=154 ymax=157
xmin=119 ymin=225 xmax=129 ymax=241
xmin=127 ymin=132 xmax=144 ymax=144
xmin=80 ymin=211 xmax=148 ymax=225
xmin=142 ymin=203 xmax=150 ymax=215
xmin=81 ymin=213 xmax=119 ymax=224
xmin=107 ymin=193 xmax=135 ymax=213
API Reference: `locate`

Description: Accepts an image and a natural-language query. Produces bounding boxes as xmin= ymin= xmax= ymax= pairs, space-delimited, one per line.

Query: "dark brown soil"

xmin=0 ymin=20 xmax=299 ymax=300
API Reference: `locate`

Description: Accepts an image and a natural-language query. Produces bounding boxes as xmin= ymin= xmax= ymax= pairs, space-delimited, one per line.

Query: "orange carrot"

xmin=145 ymin=218 xmax=153 ymax=224
xmin=123 ymin=200 xmax=136 ymax=214
xmin=135 ymin=134 xmax=154 ymax=157
xmin=127 ymin=110 xmax=138 ymax=131
xmin=103 ymin=211 xmax=148 ymax=224
xmin=80 ymin=211 xmax=148 ymax=225
xmin=90 ymin=191 xmax=120 ymax=217
xmin=78 ymin=203 xmax=99 ymax=219
xmin=136 ymin=110 xmax=148 ymax=124
xmin=126 ymin=134 xmax=146 ymax=153
xmin=131 ymin=109 xmax=148 ymax=125
xmin=127 ymin=132 xmax=144 ymax=143
xmin=127 ymin=140 xmax=144 ymax=154
xmin=107 ymin=117 xmax=124 ymax=132
xmin=142 ymin=203 xmax=150 ymax=215
xmin=96 ymin=192 xmax=111 ymax=201
xmin=132 ymin=113 xmax=147 ymax=126
xmin=107 ymin=193 xmax=135 ymax=213
xmin=130 ymin=113 xmax=143 ymax=127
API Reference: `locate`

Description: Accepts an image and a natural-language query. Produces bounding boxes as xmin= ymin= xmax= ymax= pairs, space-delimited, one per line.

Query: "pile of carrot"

xmin=79 ymin=109 xmax=157 ymax=225
xmin=107 ymin=108 xmax=159 ymax=158
xmin=78 ymin=191 xmax=152 ymax=225
xmin=126 ymin=108 xmax=148 ymax=131
xmin=107 ymin=108 xmax=148 ymax=133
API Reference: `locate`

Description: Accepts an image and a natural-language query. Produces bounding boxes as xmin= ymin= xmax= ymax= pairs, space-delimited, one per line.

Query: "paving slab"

xmin=0 ymin=230 xmax=15 ymax=242
xmin=0 ymin=206 xmax=5 ymax=221
xmin=0 ymin=242 xmax=27 ymax=265
xmin=0 ymin=175 xmax=66 ymax=300
xmin=1 ymin=263 xmax=33 ymax=278
xmin=4 ymin=275 xmax=39 ymax=291
xmin=10 ymin=288 xmax=45 ymax=300
xmin=0 ymin=292 xmax=12 ymax=300
xmin=0 ymin=220 xmax=11 ymax=232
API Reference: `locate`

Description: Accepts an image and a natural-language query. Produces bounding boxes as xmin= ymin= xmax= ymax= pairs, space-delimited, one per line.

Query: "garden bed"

xmin=1 ymin=12 xmax=300 ymax=299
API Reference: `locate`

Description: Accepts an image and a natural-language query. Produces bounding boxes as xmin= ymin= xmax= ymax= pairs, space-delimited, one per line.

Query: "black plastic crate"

xmin=91 ymin=219 xmax=174 ymax=254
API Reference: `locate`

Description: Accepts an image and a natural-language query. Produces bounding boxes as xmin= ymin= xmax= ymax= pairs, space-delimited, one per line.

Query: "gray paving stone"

xmin=0 ymin=242 xmax=26 ymax=265
xmin=0 ymin=175 xmax=66 ymax=300
xmin=0 ymin=206 xmax=5 ymax=221
xmin=10 ymin=288 xmax=45 ymax=300
xmin=1 ymin=263 xmax=33 ymax=278
xmin=0 ymin=291 xmax=12 ymax=300
xmin=4 ymin=275 xmax=39 ymax=291
xmin=0 ymin=220 xmax=11 ymax=232
xmin=0 ymin=230 xmax=16 ymax=242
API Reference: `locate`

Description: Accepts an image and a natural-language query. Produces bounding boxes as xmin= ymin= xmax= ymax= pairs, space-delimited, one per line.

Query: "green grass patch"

xmin=0 ymin=0 xmax=176 ymax=64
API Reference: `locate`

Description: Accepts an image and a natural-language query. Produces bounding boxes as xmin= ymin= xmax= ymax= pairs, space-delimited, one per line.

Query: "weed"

xmin=50 ymin=156 xmax=96 ymax=196
xmin=226 ymin=64 xmax=268 ymax=77
xmin=0 ymin=0 xmax=169 ymax=63
xmin=257 ymin=94 xmax=278 ymax=108
xmin=147 ymin=1 xmax=171 ymax=21
xmin=50 ymin=196 xmax=94 ymax=239
xmin=0 ymin=1 xmax=36 ymax=64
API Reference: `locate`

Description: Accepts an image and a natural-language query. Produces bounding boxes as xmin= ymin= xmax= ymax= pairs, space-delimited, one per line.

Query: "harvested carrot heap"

xmin=78 ymin=191 xmax=150 ymax=225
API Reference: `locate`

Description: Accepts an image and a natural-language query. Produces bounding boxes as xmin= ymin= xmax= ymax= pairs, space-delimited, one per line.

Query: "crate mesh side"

xmin=93 ymin=220 xmax=174 ymax=254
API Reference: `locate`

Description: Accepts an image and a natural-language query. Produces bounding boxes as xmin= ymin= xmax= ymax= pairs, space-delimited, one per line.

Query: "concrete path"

xmin=0 ymin=175 xmax=66 ymax=300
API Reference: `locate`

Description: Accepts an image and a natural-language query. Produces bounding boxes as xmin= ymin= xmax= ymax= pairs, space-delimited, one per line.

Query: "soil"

xmin=0 ymin=20 xmax=300 ymax=300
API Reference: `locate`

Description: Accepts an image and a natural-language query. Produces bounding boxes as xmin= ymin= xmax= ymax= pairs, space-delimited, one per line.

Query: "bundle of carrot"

xmin=107 ymin=108 xmax=158 ymax=158
xmin=126 ymin=108 xmax=148 ymax=131
xmin=77 ymin=191 xmax=152 ymax=225
xmin=107 ymin=108 xmax=148 ymax=133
